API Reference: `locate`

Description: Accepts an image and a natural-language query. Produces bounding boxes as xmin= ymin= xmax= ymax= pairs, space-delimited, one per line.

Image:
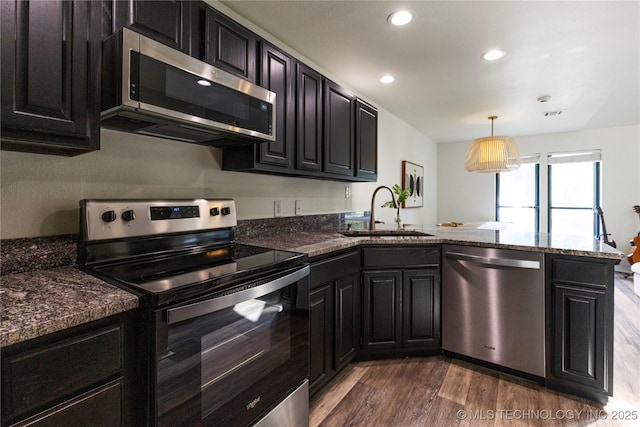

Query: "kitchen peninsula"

xmin=238 ymin=220 xmax=622 ymax=404
xmin=0 ymin=219 xmax=624 ymax=426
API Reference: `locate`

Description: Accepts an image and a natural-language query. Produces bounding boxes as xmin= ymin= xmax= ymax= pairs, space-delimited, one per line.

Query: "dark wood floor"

xmin=310 ymin=273 xmax=640 ymax=426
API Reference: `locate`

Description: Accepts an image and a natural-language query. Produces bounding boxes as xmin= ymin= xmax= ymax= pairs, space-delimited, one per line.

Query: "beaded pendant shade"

xmin=465 ymin=116 xmax=521 ymax=173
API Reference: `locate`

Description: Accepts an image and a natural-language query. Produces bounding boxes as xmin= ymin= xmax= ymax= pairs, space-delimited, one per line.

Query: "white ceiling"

xmin=221 ymin=0 xmax=640 ymax=143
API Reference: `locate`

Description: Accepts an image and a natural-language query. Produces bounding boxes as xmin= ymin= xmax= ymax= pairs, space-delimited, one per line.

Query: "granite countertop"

xmin=0 ymin=222 xmax=622 ymax=348
xmin=0 ymin=267 xmax=139 ymax=348
xmin=239 ymin=225 xmax=625 ymax=260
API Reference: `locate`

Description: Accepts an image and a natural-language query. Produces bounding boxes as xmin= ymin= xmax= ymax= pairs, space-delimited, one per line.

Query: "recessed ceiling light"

xmin=380 ymin=74 xmax=395 ymax=84
xmin=482 ymin=49 xmax=507 ymax=61
xmin=197 ymin=79 xmax=212 ymax=87
xmin=387 ymin=10 xmax=413 ymax=26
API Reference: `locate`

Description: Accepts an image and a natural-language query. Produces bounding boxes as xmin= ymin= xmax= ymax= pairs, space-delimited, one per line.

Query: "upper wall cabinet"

xmin=323 ymin=80 xmax=355 ymax=177
xmin=296 ymin=63 xmax=324 ymax=173
xmin=222 ymin=40 xmax=295 ymax=173
xmin=204 ymin=6 xmax=256 ymax=83
xmin=355 ymin=99 xmax=378 ymax=181
xmin=1 ymin=0 xmax=101 ymax=156
xmin=110 ymin=0 xmax=190 ymax=54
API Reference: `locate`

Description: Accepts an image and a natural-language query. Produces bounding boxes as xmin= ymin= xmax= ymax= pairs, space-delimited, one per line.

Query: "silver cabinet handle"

xmin=166 ymin=265 xmax=310 ymax=324
xmin=445 ymin=251 xmax=540 ymax=269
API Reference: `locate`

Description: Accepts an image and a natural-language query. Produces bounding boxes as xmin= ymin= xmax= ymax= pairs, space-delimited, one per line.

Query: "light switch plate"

xmin=274 ymin=200 xmax=282 ymax=217
xmin=295 ymin=200 xmax=302 ymax=215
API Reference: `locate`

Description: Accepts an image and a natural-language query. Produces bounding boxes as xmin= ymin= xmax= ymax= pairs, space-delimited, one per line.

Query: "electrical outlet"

xmin=345 ymin=186 xmax=351 ymax=198
xmin=295 ymin=200 xmax=302 ymax=215
xmin=274 ymin=200 xmax=282 ymax=217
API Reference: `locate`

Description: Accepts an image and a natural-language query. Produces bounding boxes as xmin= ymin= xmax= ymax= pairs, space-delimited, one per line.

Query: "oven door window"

xmin=155 ymin=284 xmax=308 ymax=427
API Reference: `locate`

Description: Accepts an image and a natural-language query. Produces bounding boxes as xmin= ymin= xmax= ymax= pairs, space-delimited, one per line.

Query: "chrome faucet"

xmin=370 ymin=185 xmax=398 ymax=230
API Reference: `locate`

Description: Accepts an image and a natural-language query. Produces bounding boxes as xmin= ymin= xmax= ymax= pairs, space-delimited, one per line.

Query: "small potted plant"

xmin=381 ymin=184 xmax=411 ymax=228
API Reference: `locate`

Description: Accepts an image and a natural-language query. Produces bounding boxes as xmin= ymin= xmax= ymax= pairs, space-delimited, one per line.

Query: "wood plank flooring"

xmin=310 ymin=273 xmax=640 ymax=426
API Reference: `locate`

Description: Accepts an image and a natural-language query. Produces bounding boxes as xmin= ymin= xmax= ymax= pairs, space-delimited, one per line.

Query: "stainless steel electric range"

xmin=78 ymin=199 xmax=310 ymax=427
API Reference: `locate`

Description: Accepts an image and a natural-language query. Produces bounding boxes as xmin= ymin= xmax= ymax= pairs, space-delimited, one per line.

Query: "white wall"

xmin=438 ymin=125 xmax=640 ymax=263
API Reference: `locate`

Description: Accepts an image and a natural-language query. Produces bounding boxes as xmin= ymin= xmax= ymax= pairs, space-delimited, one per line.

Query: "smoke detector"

xmin=537 ymin=95 xmax=551 ymax=103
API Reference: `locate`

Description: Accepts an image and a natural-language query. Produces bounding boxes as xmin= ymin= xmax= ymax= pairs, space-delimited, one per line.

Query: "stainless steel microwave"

xmin=101 ymin=28 xmax=275 ymax=146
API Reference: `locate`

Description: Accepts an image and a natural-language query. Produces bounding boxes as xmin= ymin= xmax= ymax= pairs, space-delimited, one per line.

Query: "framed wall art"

xmin=402 ymin=161 xmax=424 ymax=208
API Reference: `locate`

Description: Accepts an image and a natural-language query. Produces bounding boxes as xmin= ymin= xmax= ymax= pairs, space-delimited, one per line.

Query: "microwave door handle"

xmin=165 ymin=265 xmax=309 ymax=324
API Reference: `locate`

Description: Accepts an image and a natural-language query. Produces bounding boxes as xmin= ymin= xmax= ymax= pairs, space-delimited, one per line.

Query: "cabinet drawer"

xmin=362 ymin=246 xmax=440 ymax=268
xmin=551 ymin=257 xmax=611 ymax=288
xmin=2 ymin=325 xmax=122 ymax=418
xmin=9 ymin=380 xmax=122 ymax=427
xmin=310 ymin=250 xmax=359 ymax=288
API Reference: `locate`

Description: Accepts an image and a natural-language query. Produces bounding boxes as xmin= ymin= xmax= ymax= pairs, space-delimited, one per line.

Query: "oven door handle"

xmin=165 ymin=265 xmax=310 ymax=324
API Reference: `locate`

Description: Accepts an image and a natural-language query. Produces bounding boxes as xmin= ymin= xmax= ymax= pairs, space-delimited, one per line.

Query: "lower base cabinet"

xmin=309 ymin=250 xmax=360 ymax=396
xmin=546 ymin=255 xmax=614 ymax=404
xmin=362 ymin=268 xmax=440 ymax=356
xmin=1 ymin=311 xmax=138 ymax=426
xmin=361 ymin=245 xmax=441 ymax=357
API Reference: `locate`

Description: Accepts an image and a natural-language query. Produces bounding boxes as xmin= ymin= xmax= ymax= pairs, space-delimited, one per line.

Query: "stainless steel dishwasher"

xmin=442 ymin=244 xmax=545 ymax=377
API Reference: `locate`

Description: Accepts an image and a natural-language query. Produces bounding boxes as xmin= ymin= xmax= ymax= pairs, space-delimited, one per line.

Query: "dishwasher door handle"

xmin=445 ymin=251 xmax=541 ymax=269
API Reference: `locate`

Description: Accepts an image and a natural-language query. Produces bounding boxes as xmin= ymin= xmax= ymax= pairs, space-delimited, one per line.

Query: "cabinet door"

xmin=296 ymin=63 xmax=323 ymax=172
xmin=552 ymin=283 xmax=608 ymax=392
xmin=323 ymin=80 xmax=355 ymax=177
xmin=403 ymin=269 xmax=440 ymax=349
xmin=309 ymin=284 xmax=334 ymax=395
xmin=335 ymin=273 xmax=360 ymax=370
xmin=205 ymin=6 xmax=256 ymax=82
xmin=355 ymin=99 xmax=378 ymax=181
xmin=112 ymin=0 xmax=189 ymax=53
xmin=258 ymin=41 xmax=294 ymax=168
xmin=362 ymin=271 xmax=402 ymax=351
xmin=547 ymin=256 xmax=614 ymax=401
xmin=1 ymin=0 xmax=101 ymax=155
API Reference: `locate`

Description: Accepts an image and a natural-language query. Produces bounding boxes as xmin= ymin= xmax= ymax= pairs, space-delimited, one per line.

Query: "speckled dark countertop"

xmin=0 ymin=266 xmax=139 ymax=347
xmin=0 ymin=217 xmax=623 ymax=348
xmin=238 ymin=225 xmax=625 ymax=260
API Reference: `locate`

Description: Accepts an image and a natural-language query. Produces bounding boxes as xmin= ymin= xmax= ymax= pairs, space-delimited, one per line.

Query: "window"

xmin=496 ymin=155 xmax=540 ymax=232
xmin=547 ymin=150 xmax=601 ymax=236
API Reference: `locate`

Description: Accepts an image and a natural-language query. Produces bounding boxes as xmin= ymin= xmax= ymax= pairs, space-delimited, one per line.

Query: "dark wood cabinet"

xmin=355 ymin=99 xmax=378 ymax=181
xmin=403 ymin=269 xmax=440 ymax=348
xmin=334 ymin=273 xmax=360 ymax=371
xmin=546 ymin=255 xmax=614 ymax=404
xmin=362 ymin=270 xmax=403 ymax=350
xmin=1 ymin=0 xmax=101 ymax=156
xmin=1 ymin=312 xmax=138 ymax=426
xmin=296 ymin=63 xmax=324 ymax=173
xmin=205 ymin=6 xmax=256 ymax=82
xmin=323 ymin=80 xmax=355 ymax=177
xmin=110 ymin=0 xmax=191 ymax=54
xmin=361 ymin=246 xmax=441 ymax=357
xmin=222 ymin=41 xmax=295 ymax=173
xmin=308 ymin=250 xmax=360 ymax=396
xmin=309 ymin=283 xmax=333 ymax=396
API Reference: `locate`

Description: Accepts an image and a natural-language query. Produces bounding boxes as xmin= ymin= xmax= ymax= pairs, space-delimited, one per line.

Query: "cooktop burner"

xmin=94 ymin=244 xmax=304 ymax=293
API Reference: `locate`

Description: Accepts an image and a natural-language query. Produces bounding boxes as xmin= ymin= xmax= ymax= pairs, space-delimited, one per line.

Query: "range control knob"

xmin=210 ymin=207 xmax=220 ymax=216
xmin=101 ymin=210 xmax=117 ymax=223
xmin=121 ymin=210 xmax=136 ymax=222
xmin=221 ymin=207 xmax=231 ymax=216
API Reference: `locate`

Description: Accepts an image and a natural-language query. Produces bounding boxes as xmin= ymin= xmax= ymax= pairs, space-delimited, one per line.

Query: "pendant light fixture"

xmin=465 ymin=116 xmax=521 ymax=172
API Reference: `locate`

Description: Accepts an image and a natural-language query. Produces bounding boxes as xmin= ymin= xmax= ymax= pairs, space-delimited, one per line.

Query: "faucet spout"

xmin=370 ymin=185 xmax=398 ymax=230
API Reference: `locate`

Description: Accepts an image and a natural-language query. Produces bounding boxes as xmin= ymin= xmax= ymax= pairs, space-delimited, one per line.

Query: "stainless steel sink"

xmin=340 ymin=230 xmax=434 ymax=237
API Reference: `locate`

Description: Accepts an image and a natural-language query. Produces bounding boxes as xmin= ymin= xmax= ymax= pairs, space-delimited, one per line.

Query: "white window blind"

xmin=547 ymin=149 xmax=601 ymax=164
xmin=518 ymin=153 xmax=541 ymax=164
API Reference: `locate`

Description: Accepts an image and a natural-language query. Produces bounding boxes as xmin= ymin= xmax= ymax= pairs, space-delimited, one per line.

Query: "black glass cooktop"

xmin=92 ymin=244 xmax=306 ymax=301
